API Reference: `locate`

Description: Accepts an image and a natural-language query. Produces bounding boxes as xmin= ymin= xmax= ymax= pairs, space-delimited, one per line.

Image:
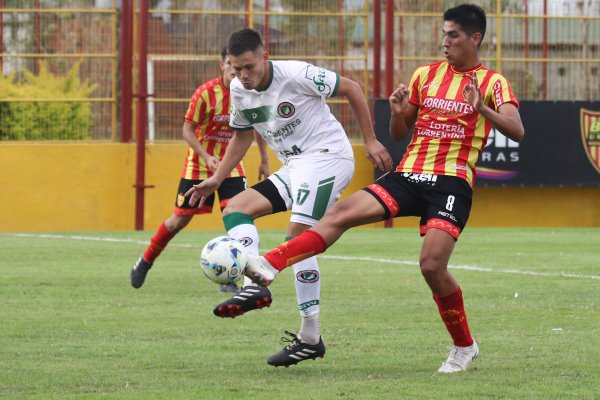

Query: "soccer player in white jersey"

xmin=186 ymin=28 xmax=392 ymax=367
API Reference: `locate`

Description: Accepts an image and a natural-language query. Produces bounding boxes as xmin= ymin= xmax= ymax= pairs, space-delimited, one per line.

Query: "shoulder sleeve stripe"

xmin=331 ymin=74 xmax=341 ymax=97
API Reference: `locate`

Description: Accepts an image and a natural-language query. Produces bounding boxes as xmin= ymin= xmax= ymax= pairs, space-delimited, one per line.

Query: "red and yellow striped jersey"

xmin=396 ymin=61 xmax=519 ymax=186
xmin=182 ymin=76 xmax=245 ymax=180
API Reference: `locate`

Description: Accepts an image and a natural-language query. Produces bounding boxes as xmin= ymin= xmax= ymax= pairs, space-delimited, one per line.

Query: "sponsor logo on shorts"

xmin=296 ymin=270 xmax=320 ymax=283
xmin=238 ymin=237 xmax=254 ymax=247
xmin=177 ymin=193 xmax=185 ymax=207
xmin=299 ymin=299 xmax=320 ymax=310
xmin=277 ymin=102 xmax=295 ymax=118
xmin=437 ymin=210 xmax=458 ymax=222
xmin=402 ymin=172 xmax=438 ymax=185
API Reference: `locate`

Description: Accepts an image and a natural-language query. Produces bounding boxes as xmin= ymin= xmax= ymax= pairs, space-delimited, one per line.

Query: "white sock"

xmin=228 ymin=223 xmax=259 ymax=288
xmin=293 ymin=256 xmax=321 ymax=344
xmin=299 ymin=314 xmax=321 ymax=345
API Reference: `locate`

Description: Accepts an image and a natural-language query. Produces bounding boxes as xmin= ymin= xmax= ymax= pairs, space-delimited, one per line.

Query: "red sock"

xmin=433 ymin=287 xmax=474 ymax=347
xmin=143 ymin=222 xmax=176 ymax=263
xmin=264 ymin=230 xmax=327 ymax=271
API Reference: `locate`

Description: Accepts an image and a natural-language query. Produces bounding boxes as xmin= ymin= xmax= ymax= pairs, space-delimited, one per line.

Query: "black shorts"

xmin=363 ymin=172 xmax=473 ymax=239
xmin=173 ymin=177 xmax=247 ymax=216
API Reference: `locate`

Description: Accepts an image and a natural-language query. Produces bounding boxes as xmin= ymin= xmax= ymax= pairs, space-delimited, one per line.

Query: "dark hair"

xmin=220 ymin=46 xmax=228 ymax=60
xmin=228 ymin=28 xmax=264 ymax=56
xmin=443 ymin=4 xmax=486 ymax=42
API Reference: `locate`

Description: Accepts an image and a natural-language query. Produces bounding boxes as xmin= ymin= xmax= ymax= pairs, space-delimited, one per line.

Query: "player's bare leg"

xmin=420 ymin=228 xmax=478 ymax=373
xmin=248 ymin=190 xmax=387 ymax=284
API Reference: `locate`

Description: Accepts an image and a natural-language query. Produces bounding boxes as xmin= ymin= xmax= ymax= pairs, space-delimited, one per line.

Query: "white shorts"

xmin=268 ymin=156 xmax=355 ymax=226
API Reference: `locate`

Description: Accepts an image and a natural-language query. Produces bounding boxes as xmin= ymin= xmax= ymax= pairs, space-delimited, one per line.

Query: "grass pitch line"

xmin=318 ymin=254 xmax=600 ymax=280
xmin=7 ymin=233 xmax=600 ymax=281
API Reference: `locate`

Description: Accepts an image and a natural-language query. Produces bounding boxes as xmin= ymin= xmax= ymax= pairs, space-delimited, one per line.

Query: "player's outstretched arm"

xmin=184 ymin=131 xmax=254 ymax=206
xmin=336 ymin=77 xmax=393 ymax=172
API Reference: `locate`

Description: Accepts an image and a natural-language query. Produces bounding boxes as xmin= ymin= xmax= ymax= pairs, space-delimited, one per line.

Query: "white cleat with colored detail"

xmin=437 ymin=341 xmax=479 ymax=373
xmin=245 ymin=255 xmax=279 ymax=287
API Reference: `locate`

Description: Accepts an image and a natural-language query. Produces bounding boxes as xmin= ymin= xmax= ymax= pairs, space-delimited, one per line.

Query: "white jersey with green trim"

xmin=229 ymin=60 xmax=354 ymax=161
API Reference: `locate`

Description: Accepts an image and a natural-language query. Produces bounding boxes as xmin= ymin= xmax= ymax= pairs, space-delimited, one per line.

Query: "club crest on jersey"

xmin=580 ymin=108 xmax=600 ymax=174
xmin=277 ymin=102 xmax=295 ymax=118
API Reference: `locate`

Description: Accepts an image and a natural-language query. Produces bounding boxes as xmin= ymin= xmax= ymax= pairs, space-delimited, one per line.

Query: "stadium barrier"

xmin=1 ymin=142 xmax=599 ymax=232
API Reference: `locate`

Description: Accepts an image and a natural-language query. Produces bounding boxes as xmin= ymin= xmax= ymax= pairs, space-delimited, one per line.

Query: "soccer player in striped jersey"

xmin=185 ymin=28 xmax=392 ymax=367
xmin=130 ymin=47 xmax=269 ymax=291
xmin=242 ymin=4 xmax=525 ymax=373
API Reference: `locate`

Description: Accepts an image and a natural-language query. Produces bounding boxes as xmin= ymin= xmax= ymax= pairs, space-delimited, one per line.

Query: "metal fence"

xmin=0 ymin=0 xmax=117 ymax=140
xmin=0 ymin=0 xmax=599 ymax=141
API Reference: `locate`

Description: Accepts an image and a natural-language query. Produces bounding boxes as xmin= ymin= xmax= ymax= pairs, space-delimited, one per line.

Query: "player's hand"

xmin=205 ymin=156 xmax=220 ymax=173
xmin=365 ymin=139 xmax=393 ymax=172
xmin=258 ymin=160 xmax=270 ymax=181
xmin=184 ymin=176 xmax=220 ymax=207
xmin=464 ymin=74 xmax=484 ymax=113
xmin=389 ymin=84 xmax=409 ymax=115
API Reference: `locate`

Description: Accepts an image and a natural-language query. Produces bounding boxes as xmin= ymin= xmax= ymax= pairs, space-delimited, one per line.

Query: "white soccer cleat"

xmin=245 ymin=255 xmax=279 ymax=287
xmin=437 ymin=341 xmax=479 ymax=373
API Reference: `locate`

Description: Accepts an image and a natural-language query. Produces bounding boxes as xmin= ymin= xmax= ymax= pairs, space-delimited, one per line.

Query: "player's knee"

xmin=419 ymin=252 xmax=444 ymax=279
xmin=165 ymin=214 xmax=191 ymax=233
xmin=222 ymin=201 xmax=243 ymax=216
xmin=323 ymin=201 xmax=354 ymax=230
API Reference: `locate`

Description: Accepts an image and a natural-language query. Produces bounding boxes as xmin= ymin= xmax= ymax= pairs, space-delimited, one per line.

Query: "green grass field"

xmin=1 ymin=228 xmax=599 ymax=399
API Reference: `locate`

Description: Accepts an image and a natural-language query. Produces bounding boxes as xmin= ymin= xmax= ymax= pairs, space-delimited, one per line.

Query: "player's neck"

xmin=257 ymin=61 xmax=271 ymax=90
xmin=450 ymin=56 xmax=481 ymax=72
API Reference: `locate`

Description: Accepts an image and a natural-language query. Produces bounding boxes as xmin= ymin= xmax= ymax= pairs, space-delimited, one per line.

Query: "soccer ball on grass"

xmin=200 ymin=236 xmax=247 ymax=285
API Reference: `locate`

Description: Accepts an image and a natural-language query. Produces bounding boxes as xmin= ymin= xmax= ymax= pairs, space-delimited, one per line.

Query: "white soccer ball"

xmin=200 ymin=236 xmax=247 ymax=285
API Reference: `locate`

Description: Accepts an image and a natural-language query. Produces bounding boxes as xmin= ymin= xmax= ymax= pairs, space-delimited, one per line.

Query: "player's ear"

xmin=471 ymin=32 xmax=483 ymax=48
xmin=262 ymin=50 xmax=269 ymax=63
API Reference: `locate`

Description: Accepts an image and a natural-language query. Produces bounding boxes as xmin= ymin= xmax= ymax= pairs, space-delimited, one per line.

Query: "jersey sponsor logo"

xmin=241 ymin=105 xmax=274 ymax=124
xmin=422 ymin=96 xmax=473 ymax=116
xmin=305 ymin=66 xmax=332 ymax=95
xmin=267 ymin=118 xmax=302 ymax=144
xmin=277 ymin=102 xmax=295 ymax=118
xmin=580 ymin=108 xmax=600 ymax=173
xmin=212 ymin=114 xmax=229 ymax=122
xmin=296 ymin=270 xmax=320 ymax=283
xmin=493 ymin=80 xmax=504 ymax=108
xmin=416 ymin=124 xmax=465 ymax=140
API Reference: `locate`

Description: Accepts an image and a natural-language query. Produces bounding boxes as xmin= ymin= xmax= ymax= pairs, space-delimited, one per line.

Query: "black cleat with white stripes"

xmin=213 ymin=285 xmax=272 ymax=318
xmin=267 ymin=331 xmax=326 ymax=367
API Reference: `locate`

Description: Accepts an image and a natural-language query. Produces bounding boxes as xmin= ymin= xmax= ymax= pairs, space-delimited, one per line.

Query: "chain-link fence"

xmin=389 ymin=0 xmax=600 ymax=102
xmin=1 ymin=0 xmax=598 ymax=141
xmin=145 ymin=0 xmax=369 ymax=140
xmin=0 ymin=0 xmax=117 ymax=140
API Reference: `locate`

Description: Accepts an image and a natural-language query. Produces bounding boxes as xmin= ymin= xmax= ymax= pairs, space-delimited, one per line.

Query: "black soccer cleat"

xmin=130 ymin=256 xmax=153 ymax=289
xmin=267 ymin=331 xmax=326 ymax=367
xmin=213 ymin=285 xmax=272 ymax=318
